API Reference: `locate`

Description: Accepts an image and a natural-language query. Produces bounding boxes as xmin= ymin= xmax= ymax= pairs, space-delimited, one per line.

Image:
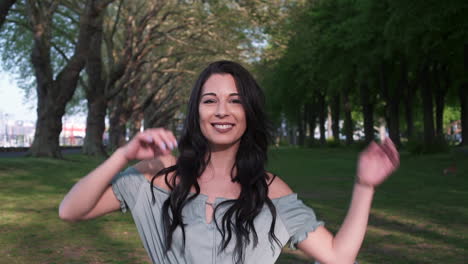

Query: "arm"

xmin=58 ymin=128 xmax=178 ymax=222
xmin=298 ymin=139 xmax=399 ymax=264
xmin=58 ymin=148 xmax=128 ymax=221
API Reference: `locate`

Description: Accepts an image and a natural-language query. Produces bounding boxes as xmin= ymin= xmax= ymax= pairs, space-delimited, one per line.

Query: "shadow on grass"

xmin=1 ymin=216 xmax=149 ymax=263
xmin=369 ymin=211 xmax=466 ymax=249
xmin=0 ymin=155 xmax=150 ymax=264
xmin=1 ymin=149 xmax=467 ymax=264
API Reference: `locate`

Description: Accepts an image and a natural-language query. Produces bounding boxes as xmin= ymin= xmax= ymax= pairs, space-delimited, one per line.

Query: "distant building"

xmin=60 ymin=123 xmax=86 ymax=146
xmin=0 ymin=119 xmax=35 ymax=147
xmin=0 ymin=114 xmax=89 ymax=147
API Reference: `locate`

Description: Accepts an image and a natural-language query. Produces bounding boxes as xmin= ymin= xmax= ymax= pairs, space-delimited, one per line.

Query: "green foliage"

xmin=444 ymin=106 xmax=461 ymax=124
xmin=325 ymin=138 xmax=341 ymax=148
xmin=259 ymin=0 xmax=467 ymax=150
xmin=0 ymin=1 xmax=81 ymax=90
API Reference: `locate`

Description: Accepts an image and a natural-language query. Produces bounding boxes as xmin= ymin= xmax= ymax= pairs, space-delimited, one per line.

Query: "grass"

xmin=0 ymin=147 xmax=467 ymax=263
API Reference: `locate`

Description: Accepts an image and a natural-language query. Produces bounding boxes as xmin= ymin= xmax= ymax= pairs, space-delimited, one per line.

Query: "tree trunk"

xmin=403 ymin=61 xmax=415 ymax=139
xmin=108 ymin=94 xmax=129 ymax=150
xmin=27 ymin=0 xmax=113 ymax=158
xmin=331 ymin=94 xmax=340 ymax=141
xmin=306 ymin=102 xmax=317 ymax=146
xmin=380 ymin=61 xmax=401 ymax=147
xmin=434 ymin=64 xmax=448 ymax=138
xmin=82 ymin=96 xmax=107 ymax=156
xmin=0 ymin=0 xmax=17 ymax=29
xmin=420 ymin=63 xmax=435 ymax=147
xmin=288 ymin=126 xmax=295 ymax=145
xmin=389 ymin=83 xmax=401 ymax=147
xmin=360 ymin=82 xmax=374 ymax=144
xmin=387 ymin=94 xmax=401 ymax=146
xmin=27 ymin=1 xmax=62 ymax=158
xmin=343 ymin=71 xmax=355 ymax=145
xmin=343 ymin=97 xmax=354 ymax=145
xmin=460 ymin=83 xmax=468 ymax=146
xmin=30 ymin=91 xmax=64 ymax=158
xmin=129 ymin=111 xmax=144 ymax=138
xmin=82 ymin=12 xmax=107 ymax=157
xmin=297 ymin=107 xmax=305 ymax=146
xmin=317 ymin=92 xmax=326 ymax=144
xmin=109 ymin=112 xmax=127 ymax=150
xmin=460 ymin=43 xmax=468 ymax=146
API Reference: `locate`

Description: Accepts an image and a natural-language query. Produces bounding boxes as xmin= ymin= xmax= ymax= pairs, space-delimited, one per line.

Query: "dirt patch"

xmin=62 ymin=246 xmax=87 ymax=259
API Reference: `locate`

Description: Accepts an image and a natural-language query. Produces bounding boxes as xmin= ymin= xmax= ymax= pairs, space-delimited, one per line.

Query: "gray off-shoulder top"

xmin=111 ymin=167 xmax=324 ymax=264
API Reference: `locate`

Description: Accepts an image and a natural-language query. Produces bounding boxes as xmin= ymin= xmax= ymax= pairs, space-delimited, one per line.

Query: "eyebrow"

xmin=201 ymin=92 xmax=240 ymax=97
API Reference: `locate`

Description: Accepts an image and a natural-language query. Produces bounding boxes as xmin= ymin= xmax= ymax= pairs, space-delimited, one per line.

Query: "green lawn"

xmin=0 ymin=147 xmax=466 ymax=264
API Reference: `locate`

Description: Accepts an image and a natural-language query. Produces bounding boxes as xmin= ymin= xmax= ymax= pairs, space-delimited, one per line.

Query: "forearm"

xmin=59 ymin=148 xmax=128 ymax=220
xmin=332 ymin=183 xmax=375 ymax=262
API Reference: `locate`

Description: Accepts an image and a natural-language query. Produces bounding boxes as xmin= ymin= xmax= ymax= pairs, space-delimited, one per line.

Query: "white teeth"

xmin=214 ymin=124 xmax=233 ymax=129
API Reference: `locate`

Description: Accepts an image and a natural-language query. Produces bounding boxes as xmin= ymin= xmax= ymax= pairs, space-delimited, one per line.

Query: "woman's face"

xmin=198 ymin=74 xmax=246 ymax=149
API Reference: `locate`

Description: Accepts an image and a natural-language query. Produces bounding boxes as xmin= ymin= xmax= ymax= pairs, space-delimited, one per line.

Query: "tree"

xmin=97 ymin=0 xmax=269 ymax=151
xmin=0 ymin=0 xmax=17 ymax=28
xmin=27 ymin=0 xmax=114 ymax=158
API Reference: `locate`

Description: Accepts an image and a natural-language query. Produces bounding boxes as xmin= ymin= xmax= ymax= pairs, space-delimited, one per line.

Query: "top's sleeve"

xmin=111 ymin=166 xmax=146 ymax=213
xmin=275 ymin=193 xmax=325 ymax=250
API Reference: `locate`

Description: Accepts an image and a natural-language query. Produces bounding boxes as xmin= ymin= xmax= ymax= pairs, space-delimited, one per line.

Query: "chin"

xmin=208 ymin=138 xmax=242 ymax=150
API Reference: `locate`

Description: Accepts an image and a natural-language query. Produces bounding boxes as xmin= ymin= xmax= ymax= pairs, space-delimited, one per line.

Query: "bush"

xmin=406 ymin=136 xmax=450 ymax=154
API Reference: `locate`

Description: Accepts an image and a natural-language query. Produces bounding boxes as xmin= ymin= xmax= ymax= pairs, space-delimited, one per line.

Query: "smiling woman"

xmin=199 ymin=74 xmax=246 ymax=149
xmin=59 ymin=60 xmax=400 ymax=264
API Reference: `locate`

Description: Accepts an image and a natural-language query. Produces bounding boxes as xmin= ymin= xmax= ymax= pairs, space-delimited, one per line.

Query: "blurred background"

xmin=0 ymin=0 xmax=466 ymax=156
xmin=0 ymin=0 xmax=467 ymax=263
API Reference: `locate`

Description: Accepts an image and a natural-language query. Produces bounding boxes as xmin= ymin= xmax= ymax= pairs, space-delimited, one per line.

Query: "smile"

xmin=212 ymin=123 xmax=235 ymax=132
xmin=213 ymin=124 xmax=233 ymax=129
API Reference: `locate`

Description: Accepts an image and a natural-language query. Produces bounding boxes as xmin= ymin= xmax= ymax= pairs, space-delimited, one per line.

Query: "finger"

xmin=385 ymin=138 xmax=400 ymax=166
xmin=379 ymin=126 xmax=386 ymax=142
xmin=154 ymin=133 xmax=171 ymax=153
xmin=140 ymin=131 xmax=166 ymax=153
xmin=143 ymin=134 xmax=154 ymax=144
xmin=379 ymin=139 xmax=399 ymax=167
xmin=384 ymin=138 xmax=399 ymax=158
xmin=166 ymin=130 xmax=178 ymax=148
xmin=135 ymin=132 xmax=154 ymax=144
xmin=158 ymin=129 xmax=177 ymax=150
xmin=145 ymin=128 xmax=177 ymax=149
xmin=382 ymin=138 xmax=400 ymax=167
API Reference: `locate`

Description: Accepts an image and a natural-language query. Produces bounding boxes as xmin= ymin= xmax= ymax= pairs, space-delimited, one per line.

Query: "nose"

xmin=215 ymin=101 xmax=228 ymax=118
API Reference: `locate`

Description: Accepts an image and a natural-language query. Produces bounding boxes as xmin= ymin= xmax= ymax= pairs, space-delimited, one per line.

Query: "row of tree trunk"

xmin=288 ymin=52 xmax=467 ymax=148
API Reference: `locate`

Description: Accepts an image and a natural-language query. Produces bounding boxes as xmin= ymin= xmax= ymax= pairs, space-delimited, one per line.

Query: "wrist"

xmin=113 ymin=147 xmax=130 ymax=163
xmin=354 ymin=178 xmax=375 ymax=190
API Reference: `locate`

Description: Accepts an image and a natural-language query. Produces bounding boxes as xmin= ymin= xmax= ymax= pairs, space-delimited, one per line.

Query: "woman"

xmin=59 ymin=60 xmax=399 ymax=264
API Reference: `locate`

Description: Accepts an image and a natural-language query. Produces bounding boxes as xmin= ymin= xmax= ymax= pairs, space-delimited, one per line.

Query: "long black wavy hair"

xmin=150 ymin=60 xmax=281 ymax=263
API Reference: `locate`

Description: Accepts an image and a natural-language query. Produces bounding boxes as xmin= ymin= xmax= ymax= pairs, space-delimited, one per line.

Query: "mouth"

xmin=212 ymin=123 xmax=234 ymax=129
xmin=211 ymin=122 xmax=235 ymax=132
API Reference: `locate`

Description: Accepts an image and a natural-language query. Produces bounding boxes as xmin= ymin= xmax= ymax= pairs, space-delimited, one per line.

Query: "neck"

xmin=205 ymin=142 xmax=240 ymax=177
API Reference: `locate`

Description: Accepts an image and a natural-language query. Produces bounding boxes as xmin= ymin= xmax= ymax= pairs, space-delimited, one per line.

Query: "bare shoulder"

xmin=132 ymin=154 xmax=176 ymax=185
xmin=266 ymin=172 xmax=294 ymax=199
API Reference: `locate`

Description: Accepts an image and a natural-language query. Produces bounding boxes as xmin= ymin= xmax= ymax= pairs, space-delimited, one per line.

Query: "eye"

xmin=202 ymin=99 xmax=216 ymax=104
xmin=230 ymin=98 xmax=242 ymax=104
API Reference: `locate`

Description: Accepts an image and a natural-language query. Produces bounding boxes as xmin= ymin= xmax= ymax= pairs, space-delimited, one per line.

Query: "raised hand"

xmin=120 ymin=128 xmax=178 ymax=161
xmin=356 ymin=138 xmax=400 ymax=188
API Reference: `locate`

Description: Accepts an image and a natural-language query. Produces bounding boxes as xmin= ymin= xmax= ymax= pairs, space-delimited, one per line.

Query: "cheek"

xmin=235 ymin=109 xmax=247 ymax=130
xmin=198 ymin=106 xmax=208 ymax=122
xmin=198 ymin=106 xmax=211 ymax=132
